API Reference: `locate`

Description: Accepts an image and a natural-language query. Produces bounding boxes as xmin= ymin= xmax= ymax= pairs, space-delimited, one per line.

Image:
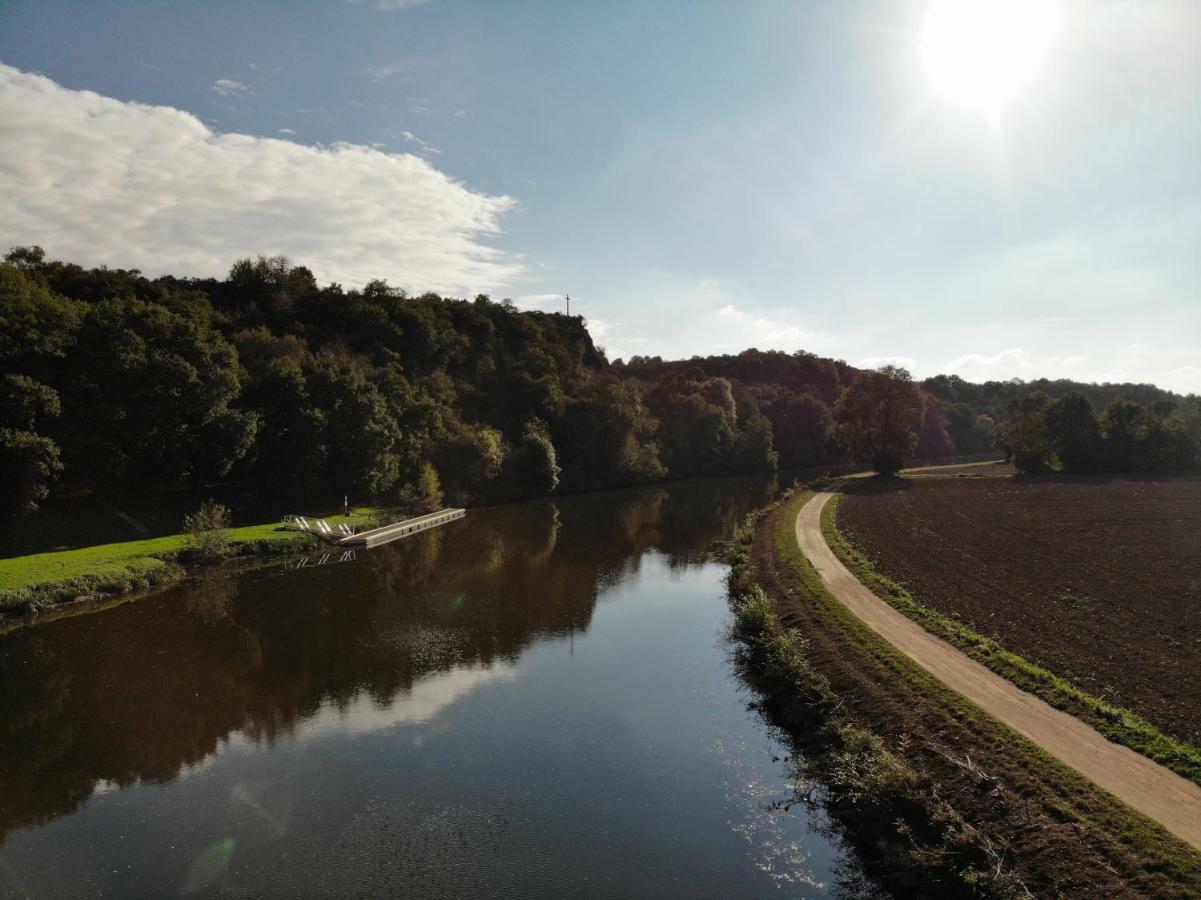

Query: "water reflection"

xmin=0 ymin=472 xmax=872 ymax=897
xmin=0 ymin=477 xmax=771 ymax=840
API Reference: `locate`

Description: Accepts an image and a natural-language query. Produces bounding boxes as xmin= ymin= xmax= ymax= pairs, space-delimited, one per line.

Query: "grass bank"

xmin=731 ymin=487 xmax=1201 ymax=897
xmin=0 ymin=507 xmax=387 ymax=620
xmin=823 ymin=489 xmax=1201 ymax=786
xmin=728 ymin=492 xmax=1029 ymax=898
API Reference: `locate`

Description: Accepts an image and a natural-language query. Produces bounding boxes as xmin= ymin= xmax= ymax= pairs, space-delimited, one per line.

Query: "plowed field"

xmin=838 ymin=476 xmax=1201 ymax=745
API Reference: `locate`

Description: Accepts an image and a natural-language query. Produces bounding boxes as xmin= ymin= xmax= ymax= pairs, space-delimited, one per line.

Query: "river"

xmin=0 ymin=475 xmax=876 ymax=898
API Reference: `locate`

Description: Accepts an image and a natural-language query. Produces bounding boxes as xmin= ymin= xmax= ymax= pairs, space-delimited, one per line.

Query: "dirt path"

xmin=796 ymin=489 xmax=1201 ymax=852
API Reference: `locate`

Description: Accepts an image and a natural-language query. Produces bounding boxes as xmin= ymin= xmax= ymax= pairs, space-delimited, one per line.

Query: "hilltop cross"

xmin=565 ymin=293 xmax=571 ymax=316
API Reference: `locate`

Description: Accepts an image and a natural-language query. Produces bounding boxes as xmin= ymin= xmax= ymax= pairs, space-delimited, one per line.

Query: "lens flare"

xmin=181 ymin=837 xmax=236 ymax=895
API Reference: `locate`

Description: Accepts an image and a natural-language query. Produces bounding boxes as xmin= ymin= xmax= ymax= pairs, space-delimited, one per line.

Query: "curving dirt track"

xmin=837 ymin=475 xmax=1201 ymax=743
xmin=796 ymin=488 xmax=1201 ymax=852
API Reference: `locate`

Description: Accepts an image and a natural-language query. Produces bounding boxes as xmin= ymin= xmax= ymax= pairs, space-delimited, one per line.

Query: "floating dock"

xmin=336 ymin=508 xmax=465 ymax=549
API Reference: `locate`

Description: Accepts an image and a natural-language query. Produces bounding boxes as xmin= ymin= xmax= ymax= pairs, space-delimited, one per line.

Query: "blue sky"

xmin=1 ymin=0 xmax=1198 ymax=392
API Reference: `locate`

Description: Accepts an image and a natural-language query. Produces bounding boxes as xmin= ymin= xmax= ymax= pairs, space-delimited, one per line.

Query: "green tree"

xmin=504 ymin=417 xmax=561 ymax=497
xmin=996 ymin=392 xmax=1052 ymax=474
xmin=3 ymin=245 xmax=47 ymax=272
xmin=435 ymin=420 xmax=505 ymax=504
xmin=831 ymin=366 xmax=926 ymax=476
xmin=732 ymin=408 xmax=777 ymax=472
xmin=60 ymin=298 xmax=253 ymax=486
xmin=0 ymin=375 xmax=65 ymax=515
xmin=0 ymin=429 xmax=61 ymax=517
xmin=759 ymin=390 xmax=835 ymax=468
xmin=0 ymin=261 xmax=80 ymax=367
xmin=307 ymin=354 xmax=404 ymax=496
xmin=416 ymin=462 xmax=444 ymax=511
xmin=1099 ymin=397 xmax=1147 ymax=472
xmin=646 ymin=374 xmax=740 ymax=477
xmin=1045 ymin=392 xmax=1100 ymax=473
xmin=0 ymin=265 xmax=80 ymax=513
xmin=972 ymin=414 xmax=996 ymax=452
xmin=556 ymin=377 xmax=664 ymax=491
xmin=1142 ymin=400 xmax=1194 ymax=470
xmin=916 ymin=402 xmax=954 ymax=458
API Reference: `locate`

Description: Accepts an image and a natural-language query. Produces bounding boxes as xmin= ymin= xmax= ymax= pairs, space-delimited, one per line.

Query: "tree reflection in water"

xmin=0 ymin=473 xmax=787 ymax=844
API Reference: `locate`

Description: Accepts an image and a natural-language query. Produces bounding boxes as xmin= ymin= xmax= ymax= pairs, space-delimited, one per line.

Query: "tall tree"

xmin=916 ymin=401 xmax=954 ymax=458
xmin=0 ymin=263 xmax=80 ymax=513
xmin=59 ymin=298 xmax=254 ymax=486
xmin=1045 ymin=392 xmax=1100 ymax=473
xmin=1099 ymin=397 xmax=1147 ymax=472
xmin=831 ymin=366 xmax=925 ymax=476
xmin=996 ymin=393 xmax=1052 ymax=474
xmin=502 ymin=417 xmax=561 ymax=498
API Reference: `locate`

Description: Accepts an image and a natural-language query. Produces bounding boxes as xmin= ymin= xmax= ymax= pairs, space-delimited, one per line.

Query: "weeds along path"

xmin=797 ymin=488 xmax=1201 ymax=852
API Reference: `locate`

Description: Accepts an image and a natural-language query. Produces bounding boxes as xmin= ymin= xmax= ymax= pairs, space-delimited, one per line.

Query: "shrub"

xmin=182 ymin=500 xmax=232 ymax=561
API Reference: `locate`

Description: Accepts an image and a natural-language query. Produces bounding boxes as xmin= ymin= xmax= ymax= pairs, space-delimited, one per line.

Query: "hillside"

xmin=1 ymin=246 xmax=1192 ymax=520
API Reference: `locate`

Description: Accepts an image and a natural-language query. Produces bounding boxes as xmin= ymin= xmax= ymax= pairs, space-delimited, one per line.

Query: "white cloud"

xmin=704 ymin=300 xmax=813 ymax=350
xmin=585 ymin=317 xmax=613 ymax=343
xmin=211 ymin=78 xmax=250 ymax=97
xmin=363 ymin=64 xmax=402 ymax=82
xmin=277 ymin=127 xmax=297 ymax=135
xmin=347 ymin=0 xmax=433 ymax=10
xmin=591 ymin=278 xmax=820 ymax=362
xmin=399 ymin=130 xmax=441 ymax=156
xmin=942 ymin=347 xmax=1147 ymax=384
xmin=512 ymin=292 xmax=564 ymax=311
xmin=1167 ymin=366 xmax=1201 ymax=394
xmin=945 ymin=348 xmax=1038 ymax=371
xmin=0 ymin=63 xmax=523 ymax=294
xmin=854 ymin=355 xmax=918 ymax=371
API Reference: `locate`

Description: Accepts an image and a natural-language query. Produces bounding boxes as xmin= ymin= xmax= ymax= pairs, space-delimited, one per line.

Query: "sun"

xmin=920 ymin=0 xmax=1062 ymax=123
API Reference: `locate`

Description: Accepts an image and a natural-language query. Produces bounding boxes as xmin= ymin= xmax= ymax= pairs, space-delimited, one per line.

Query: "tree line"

xmin=3 ymin=246 xmax=1196 ymax=517
xmin=2 ymin=249 xmax=784 ymax=517
xmin=818 ymin=367 xmax=1200 ymax=478
xmin=996 ymin=391 xmax=1201 ymax=475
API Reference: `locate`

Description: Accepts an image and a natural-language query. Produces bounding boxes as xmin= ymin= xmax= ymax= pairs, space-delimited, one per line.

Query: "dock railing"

xmin=337 ymin=508 xmax=465 ymax=549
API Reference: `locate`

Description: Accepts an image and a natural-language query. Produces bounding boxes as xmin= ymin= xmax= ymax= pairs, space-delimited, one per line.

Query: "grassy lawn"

xmin=0 ymin=507 xmax=386 ymax=593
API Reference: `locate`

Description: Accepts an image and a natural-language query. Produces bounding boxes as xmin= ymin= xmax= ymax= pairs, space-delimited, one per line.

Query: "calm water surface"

xmin=0 ymin=476 xmax=874 ymax=898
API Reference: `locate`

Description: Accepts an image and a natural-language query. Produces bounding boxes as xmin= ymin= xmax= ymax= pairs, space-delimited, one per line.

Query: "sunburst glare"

xmin=920 ymin=0 xmax=1063 ymax=125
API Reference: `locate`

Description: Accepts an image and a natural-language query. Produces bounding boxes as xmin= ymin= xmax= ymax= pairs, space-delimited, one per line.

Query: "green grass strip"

xmin=0 ymin=507 xmax=389 ymax=613
xmin=822 ymin=490 xmax=1201 ymax=787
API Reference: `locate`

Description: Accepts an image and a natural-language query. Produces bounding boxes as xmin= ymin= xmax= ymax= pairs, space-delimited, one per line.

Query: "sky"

xmin=1 ymin=0 xmax=1198 ymax=393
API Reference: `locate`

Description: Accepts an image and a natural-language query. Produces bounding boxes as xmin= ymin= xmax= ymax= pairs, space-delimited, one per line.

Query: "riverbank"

xmin=730 ymin=486 xmax=1201 ymax=897
xmin=0 ymin=508 xmax=386 ymax=625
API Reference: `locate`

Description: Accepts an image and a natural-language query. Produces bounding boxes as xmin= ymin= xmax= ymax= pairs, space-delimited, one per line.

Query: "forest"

xmin=1 ymin=246 xmax=1197 ymax=518
xmin=994 ymin=389 xmax=1201 ymax=475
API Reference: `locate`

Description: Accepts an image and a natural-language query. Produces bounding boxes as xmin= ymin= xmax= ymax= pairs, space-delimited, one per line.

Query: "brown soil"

xmin=751 ymin=496 xmax=1201 ymax=898
xmin=838 ymin=475 xmax=1201 ymax=745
